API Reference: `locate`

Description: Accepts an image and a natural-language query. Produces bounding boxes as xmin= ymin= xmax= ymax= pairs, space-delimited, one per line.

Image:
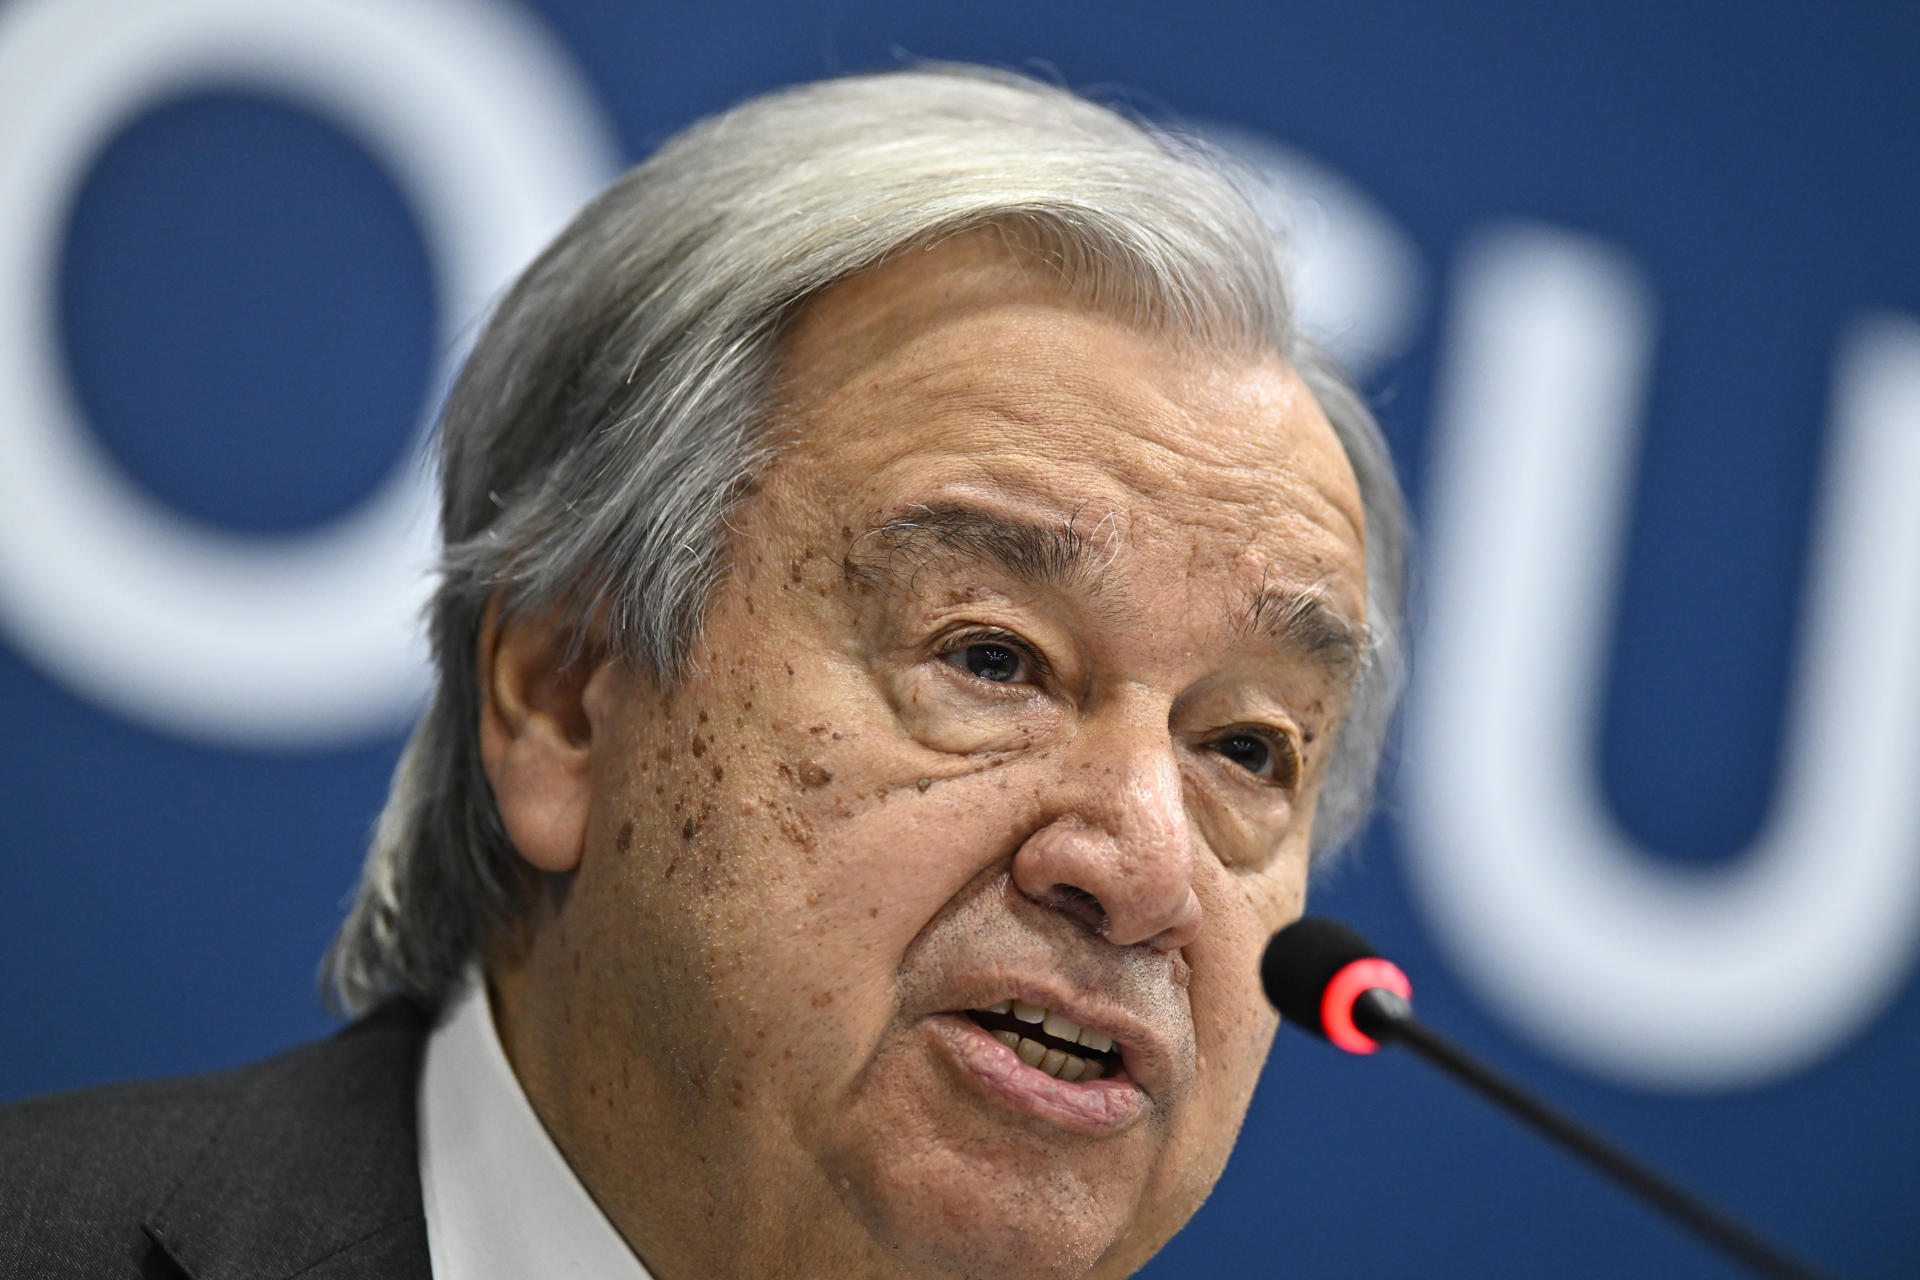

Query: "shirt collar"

xmin=418 ymin=970 xmax=654 ymax=1280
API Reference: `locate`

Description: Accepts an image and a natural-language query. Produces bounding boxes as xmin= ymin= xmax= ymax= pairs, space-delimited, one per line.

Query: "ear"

xmin=477 ymin=600 xmax=614 ymax=875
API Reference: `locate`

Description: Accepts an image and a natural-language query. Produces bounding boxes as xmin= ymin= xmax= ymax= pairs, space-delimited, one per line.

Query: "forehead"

xmin=772 ymin=237 xmax=1367 ymax=616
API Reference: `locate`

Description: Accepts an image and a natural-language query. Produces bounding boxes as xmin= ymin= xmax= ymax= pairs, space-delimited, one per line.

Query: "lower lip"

xmin=926 ymin=1013 xmax=1151 ymax=1134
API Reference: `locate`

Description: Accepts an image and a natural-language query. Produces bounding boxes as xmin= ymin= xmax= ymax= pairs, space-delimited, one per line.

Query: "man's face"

xmin=493 ymin=238 xmax=1369 ymax=1279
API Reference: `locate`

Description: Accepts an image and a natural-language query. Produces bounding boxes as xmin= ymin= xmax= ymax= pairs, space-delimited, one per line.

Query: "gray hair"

xmin=323 ymin=64 xmax=1409 ymax=1015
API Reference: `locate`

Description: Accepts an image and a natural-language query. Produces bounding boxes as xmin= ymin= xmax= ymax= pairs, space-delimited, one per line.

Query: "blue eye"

xmin=951 ymin=641 xmax=1025 ymax=683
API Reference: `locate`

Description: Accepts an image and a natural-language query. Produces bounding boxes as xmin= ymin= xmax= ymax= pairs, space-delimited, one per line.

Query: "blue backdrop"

xmin=3 ymin=2 xmax=1916 ymax=1276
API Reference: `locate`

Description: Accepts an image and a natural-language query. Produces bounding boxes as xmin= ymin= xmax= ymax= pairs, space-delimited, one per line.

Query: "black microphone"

xmin=1262 ymin=917 xmax=1836 ymax=1280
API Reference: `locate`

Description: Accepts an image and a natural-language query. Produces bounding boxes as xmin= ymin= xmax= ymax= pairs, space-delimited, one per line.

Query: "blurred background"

xmin=3 ymin=1 xmax=1916 ymax=1275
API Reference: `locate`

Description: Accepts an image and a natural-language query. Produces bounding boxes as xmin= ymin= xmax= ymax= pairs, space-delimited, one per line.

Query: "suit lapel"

xmin=141 ymin=1002 xmax=434 ymax=1280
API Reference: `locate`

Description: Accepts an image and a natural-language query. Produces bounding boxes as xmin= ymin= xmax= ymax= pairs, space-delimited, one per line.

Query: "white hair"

xmin=323 ymin=64 xmax=1409 ymax=1014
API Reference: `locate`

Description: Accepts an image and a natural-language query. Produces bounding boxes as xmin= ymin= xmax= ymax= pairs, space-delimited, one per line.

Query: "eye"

xmin=938 ymin=628 xmax=1048 ymax=687
xmin=1209 ymin=729 xmax=1297 ymax=787
xmin=946 ymin=638 xmax=1029 ymax=684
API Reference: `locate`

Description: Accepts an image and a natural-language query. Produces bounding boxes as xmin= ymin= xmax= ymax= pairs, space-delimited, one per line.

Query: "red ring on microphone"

xmin=1321 ymin=957 xmax=1412 ymax=1054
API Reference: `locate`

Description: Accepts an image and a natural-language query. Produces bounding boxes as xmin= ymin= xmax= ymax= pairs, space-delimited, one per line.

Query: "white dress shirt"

xmin=418 ymin=972 xmax=654 ymax=1280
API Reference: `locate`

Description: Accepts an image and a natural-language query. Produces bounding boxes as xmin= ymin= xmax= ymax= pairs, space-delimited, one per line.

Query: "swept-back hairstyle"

xmin=324 ymin=65 xmax=1409 ymax=1014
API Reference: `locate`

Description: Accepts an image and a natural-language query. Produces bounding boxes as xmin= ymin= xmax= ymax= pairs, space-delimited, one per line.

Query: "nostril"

xmin=1045 ymin=884 xmax=1109 ymax=937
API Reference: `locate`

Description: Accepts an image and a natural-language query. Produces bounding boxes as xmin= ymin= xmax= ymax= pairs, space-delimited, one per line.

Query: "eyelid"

xmin=1211 ymin=723 xmax=1302 ymax=791
xmin=936 ymin=625 xmax=1054 ymax=684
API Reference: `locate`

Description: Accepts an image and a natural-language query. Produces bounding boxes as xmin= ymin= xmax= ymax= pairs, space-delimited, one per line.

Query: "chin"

xmin=823 ymin=1137 xmax=1159 ymax=1280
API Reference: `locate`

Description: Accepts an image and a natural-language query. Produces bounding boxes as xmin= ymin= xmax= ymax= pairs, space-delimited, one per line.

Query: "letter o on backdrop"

xmin=0 ymin=0 xmax=617 ymax=746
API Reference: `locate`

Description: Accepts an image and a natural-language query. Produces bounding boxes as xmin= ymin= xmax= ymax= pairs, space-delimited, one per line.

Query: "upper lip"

xmin=938 ymin=979 xmax=1181 ymax=1100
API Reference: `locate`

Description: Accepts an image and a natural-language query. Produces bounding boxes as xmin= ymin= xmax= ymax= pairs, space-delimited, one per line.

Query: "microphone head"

xmin=1263 ymin=917 xmax=1413 ymax=1053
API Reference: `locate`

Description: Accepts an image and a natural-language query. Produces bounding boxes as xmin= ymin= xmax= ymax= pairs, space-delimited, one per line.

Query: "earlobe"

xmin=477 ymin=600 xmax=610 ymax=875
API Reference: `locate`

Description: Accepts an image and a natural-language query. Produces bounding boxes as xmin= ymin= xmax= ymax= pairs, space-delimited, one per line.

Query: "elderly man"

xmin=3 ymin=65 xmax=1405 ymax=1279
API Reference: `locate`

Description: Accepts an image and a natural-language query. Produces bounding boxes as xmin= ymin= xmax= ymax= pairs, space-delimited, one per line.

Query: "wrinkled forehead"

xmin=770 ymin=236 xmax=1369 ymax=623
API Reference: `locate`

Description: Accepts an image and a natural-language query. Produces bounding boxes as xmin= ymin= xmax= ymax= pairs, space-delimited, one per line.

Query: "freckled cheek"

xmin=685 ymin=799 xmax=1005 ymax=1098
xmin=1185 ymin=903 xmax=1285 ymax=1099
xmin=1234 ymin=848 xmax=1311 ymax=944
xmin=630 ymin=801 xmax=888 ymax=1066
xmin=667 ymin=738 xmax=971 ymax=940
xmin=882 ymin=667 xmax=1063 ymax=756
xmin=1183 ymin=773 xmax=1296 ymax=875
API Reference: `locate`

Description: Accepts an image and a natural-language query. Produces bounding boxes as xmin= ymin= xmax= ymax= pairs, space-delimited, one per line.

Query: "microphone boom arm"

xmin=1262 ymin=919 xmax=1837 ymax=1280
xmin=1353 ymin=988 xmax=1835 ymax=1280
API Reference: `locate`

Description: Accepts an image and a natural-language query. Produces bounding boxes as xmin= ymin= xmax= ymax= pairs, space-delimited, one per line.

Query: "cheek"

xmin=882 ymin=663 xmax=1064 ymax=756
xmin=1195 ymin=920 xmax=1283 ymax=1065
xmin=1126 ymin=886 xmax=1282 ymax=1241
xmin=590 ymin=751 xmax=886 ymax=1110
xmin=1183 ymin=770 xmax=1297 ymax=874
xmin=1185 ymin=867 xmax=1298 ymax=1104
xmin=614 ymin=677 xmax=1023 ymax=998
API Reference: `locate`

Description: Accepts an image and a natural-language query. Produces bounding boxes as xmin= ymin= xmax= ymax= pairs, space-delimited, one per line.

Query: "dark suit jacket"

xmin=0 ymin=1003 xmax=433 ymax=1279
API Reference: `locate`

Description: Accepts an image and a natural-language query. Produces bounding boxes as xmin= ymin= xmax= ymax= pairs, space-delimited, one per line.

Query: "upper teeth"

xmin=982 ymin=999 xmax=1116 ymax=1080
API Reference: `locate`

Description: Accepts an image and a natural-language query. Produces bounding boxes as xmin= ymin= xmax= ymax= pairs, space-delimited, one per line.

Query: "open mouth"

xmin=964 ymin=999 xmax=1123 ymax=1082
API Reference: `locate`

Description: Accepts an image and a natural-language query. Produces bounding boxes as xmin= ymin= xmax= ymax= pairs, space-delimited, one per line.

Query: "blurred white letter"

xmin=0 ymin=0 xmax=618 ymax=745
xmin=1405 ymin=225 xmax=1920 ymax=1089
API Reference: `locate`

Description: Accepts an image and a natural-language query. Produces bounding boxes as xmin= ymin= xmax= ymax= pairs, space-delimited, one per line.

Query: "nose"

xmin=1010 ymin=714 xmax=1203 ymax=952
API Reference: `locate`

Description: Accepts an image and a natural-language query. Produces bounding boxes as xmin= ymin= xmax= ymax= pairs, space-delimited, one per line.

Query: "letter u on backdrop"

xmin=1403 ymin=224 xmax=1920 ymax=1090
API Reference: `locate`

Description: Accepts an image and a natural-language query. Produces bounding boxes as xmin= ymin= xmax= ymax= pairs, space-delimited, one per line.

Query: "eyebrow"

xmin=1241 ymin=585 xmax=1368 ymax=681
xmin=844 ymin=500 xmax=1367 ymax=679
xmin=842 ymin=502 xmax=1111 ymax=594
